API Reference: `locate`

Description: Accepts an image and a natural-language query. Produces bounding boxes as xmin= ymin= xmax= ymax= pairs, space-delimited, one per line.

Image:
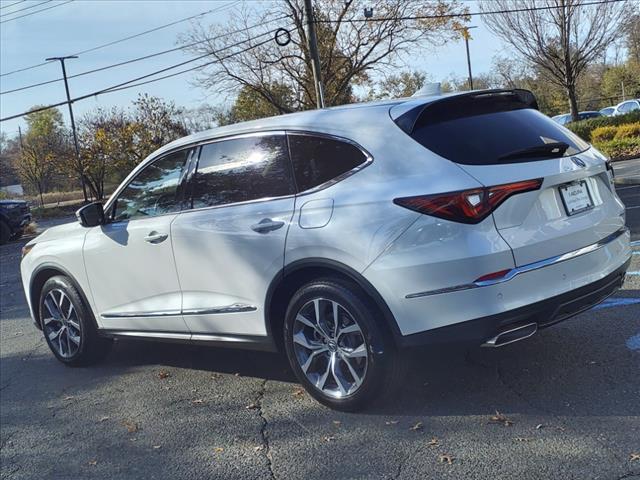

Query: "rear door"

xmin=171 ymin=132 xmax=296 ymax=337
xmin=402 ymin=90 xmax=626 ymax=266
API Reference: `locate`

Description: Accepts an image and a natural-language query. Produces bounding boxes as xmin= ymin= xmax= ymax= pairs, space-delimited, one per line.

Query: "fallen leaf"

xmin=535 ymin=424 xmax=544 ymax=430
xmin=630 ymin=453 xmax=640 ymax=461
xmin=122 ymin=420 xmax=138 ymax=433
xmin=439 ymin=453 xmax=454 ymax=465
xmin=323 ymin=435 xmax=336 ymax=442
xmin=246 ymin=402 xmax=259 ymax=410
xmin=88 ymin=459 xmax=97 ymax=466
xmin=158 ymin=370 xmax=170 ymax=380
xmin=428 ymin=438 xmax=439 ymax=447
xmin=515 ymin=437 xmax=532 ymax=442
xmin=254 ymin=446 xmax=264 ymax=452
xmin=214 ymin=447 xmax=224 ymax=453
xmin=385 ymin=420 xmax=399 ymax=426
xmin=153 ymin=445 xmax=162 ymax=450
xmin=409 ymin=422 xmax=424 ymax=432
xmin=98 ymin=416 xmax=110 ymax=423
xmin=332 ymin=420 xmax=341 ymax=426
xmin=211 ymin=373 xmax=221 ymax=380
xmin=192 ymin=399 xmax=204 ymax=404
xmin=63 ymin=395 xmax=74 ymax=401
xmin=488 ymin=411 xmax=513 ymax=427
xmin=292 ymin=388 xmax=305 ymax=397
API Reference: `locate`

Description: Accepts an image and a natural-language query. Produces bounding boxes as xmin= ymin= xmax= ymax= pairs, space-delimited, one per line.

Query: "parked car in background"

xmin=599 ymin=106 xmax=616 ymax=116
xmin=20 ymin=89 xmax=631 ymax=411
xmin=0 ymin=199 xmax=31 ymax=245
xmin=613 ymin=99 xmax=640 ymax=116
xmin=552 ymin=111 xmax=603 ymax=126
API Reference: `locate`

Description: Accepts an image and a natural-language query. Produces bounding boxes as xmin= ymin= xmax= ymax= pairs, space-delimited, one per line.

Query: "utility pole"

xmin=46 ymin=55 xmax=88 ymax=201
xmin=462 ymin=26 xmax=477 ymax=90
xmin=303 ymin=0 xmax=325 ymax=109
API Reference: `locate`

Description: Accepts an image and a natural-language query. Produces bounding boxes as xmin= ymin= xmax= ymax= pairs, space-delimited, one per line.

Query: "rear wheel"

xmin=39 ymin=276 xmax=112 ymax=366
xmin=284 ymin=278 xmax=401 ymax=411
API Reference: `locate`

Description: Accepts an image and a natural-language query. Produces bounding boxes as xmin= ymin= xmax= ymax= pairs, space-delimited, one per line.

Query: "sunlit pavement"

xmin=1 ymin=171 xmax=638 ymax=479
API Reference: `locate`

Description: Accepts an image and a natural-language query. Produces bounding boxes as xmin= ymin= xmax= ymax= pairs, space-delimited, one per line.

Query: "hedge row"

xmin=566 ymin=110 xmax=640 ymax=142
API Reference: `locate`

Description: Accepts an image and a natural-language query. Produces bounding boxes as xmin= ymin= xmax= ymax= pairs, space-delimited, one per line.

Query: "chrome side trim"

xmin=182 ymin=304 xmax=257 ymax=315
xmin=101 ymin=310 xmax=181 ymax=319
xmin=101 ymin=304 xmax=256 ymax=319
xmin=406 ymin=227 xmax=629 ymax=299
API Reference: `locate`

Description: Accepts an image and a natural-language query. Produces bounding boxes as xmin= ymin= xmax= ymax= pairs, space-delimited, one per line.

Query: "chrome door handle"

xmin=144 ymin=231 xmax=168 ymax=244
xmin=251 ymin=218 xmax=285 ymax=234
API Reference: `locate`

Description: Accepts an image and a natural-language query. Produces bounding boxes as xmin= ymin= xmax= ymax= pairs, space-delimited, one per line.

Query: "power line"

xmin=0 ymin=1 xmax=27 ymax=11
xmin=0 ymin=13 xmax=288 ymax=96
xmin=0 ymin=25 xmax=289 ymax=123
xmin=315 ymin=0 xmax=624 ymax=23
xmin=0 ymin=0 xmax=73 ymax=24
xmin=0 ymin=0 xmax=52 ymax=17
xmin=0 ymin=1 xmax=237 ymax=77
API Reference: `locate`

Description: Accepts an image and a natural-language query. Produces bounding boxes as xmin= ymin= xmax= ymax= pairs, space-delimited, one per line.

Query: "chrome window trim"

xmin=101 ymin=303 xmax=257 ymax=319
xmin=406 ymin=227 xmax=630 ymax=299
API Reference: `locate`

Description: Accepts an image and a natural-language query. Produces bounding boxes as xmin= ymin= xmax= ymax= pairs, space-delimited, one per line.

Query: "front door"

xmin=84 ymin=148 xmax=192 ymax=333
xmin=171 ymin=132 xmax=296 ymax=338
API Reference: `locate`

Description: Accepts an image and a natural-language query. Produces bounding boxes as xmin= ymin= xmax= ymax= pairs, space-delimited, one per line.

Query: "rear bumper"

xmin=400 ymin=257 xmax=630 ymax=348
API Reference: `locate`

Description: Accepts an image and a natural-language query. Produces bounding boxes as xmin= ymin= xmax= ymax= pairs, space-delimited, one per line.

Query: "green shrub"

xmin=593 ymin=137 xmax=640 ymax=161
xmin=591 ymin=126 xmax=618 ymax=143
xmin=614 ymin=122 xmax=640 ymax=139
xmin=567 ymin=110 xmax=640 ymax=142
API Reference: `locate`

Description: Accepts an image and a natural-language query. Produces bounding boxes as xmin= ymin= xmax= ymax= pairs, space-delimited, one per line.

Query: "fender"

xmin=264 ymin=257 xmax=403 ymax=350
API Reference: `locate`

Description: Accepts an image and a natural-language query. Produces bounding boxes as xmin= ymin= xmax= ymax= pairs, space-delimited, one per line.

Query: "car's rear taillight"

xmin=394 ymin=179 xmax=542 ymax=224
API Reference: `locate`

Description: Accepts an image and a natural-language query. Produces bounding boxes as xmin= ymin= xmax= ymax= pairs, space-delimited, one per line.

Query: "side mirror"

xmin=76 ymin=202 xmax=105 ymax=227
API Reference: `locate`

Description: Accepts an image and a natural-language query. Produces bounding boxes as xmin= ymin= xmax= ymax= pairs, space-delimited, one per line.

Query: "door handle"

xmin=251 ymin=218 xmax=285 ymax=234
xmin=144 ymin=231 xmax=168 ymax=244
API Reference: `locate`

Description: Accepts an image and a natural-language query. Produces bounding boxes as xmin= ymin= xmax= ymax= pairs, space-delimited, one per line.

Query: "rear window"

xmin=404 ymin=99 xmax=590 ymax=165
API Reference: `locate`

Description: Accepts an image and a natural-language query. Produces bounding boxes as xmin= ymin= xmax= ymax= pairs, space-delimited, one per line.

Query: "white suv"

xmin=20 ymin=89 xmax=631 ymax=411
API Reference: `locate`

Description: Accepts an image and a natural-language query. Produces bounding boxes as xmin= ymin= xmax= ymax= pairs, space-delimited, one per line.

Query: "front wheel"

xmin=39 ymin=275 xmax=112 ymax=366
xmin=283 ymin=278 xmax=401 ymax=411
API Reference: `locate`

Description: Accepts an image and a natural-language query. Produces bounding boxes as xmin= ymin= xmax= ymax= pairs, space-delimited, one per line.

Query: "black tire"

xmin=0 ymin=221 xmax=10 ymax=245
xmin=39 ymin=275 xmax=112 ymax=367
xmin=283 ymin=277 xmax=403 ymax=411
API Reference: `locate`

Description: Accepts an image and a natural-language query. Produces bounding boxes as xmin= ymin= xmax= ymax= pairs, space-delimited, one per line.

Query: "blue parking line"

xmin=592 ymin=297 xmax=640 ymax=310
xmin=627 ymin=271 xmax=640 ymax=276
xmin=631 ymin=240 xmax=640 ymax=247
xmin=633 ymin=252 xmax=640 ymax=255
xmin=626 ymin=333 xmax=640 ymax=351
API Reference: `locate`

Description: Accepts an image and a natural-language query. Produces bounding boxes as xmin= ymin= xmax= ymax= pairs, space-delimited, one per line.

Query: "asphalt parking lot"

xmin=1 ymin=162 xmax=639 ymax=480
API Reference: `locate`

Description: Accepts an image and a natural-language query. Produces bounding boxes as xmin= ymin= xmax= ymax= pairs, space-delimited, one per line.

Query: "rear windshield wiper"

xmin=497 ymin=142 xmax=570 ymax=162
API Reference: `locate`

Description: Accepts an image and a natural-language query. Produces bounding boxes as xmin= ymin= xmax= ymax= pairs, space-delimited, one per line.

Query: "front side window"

xmin=190 ymin=134 xmax=294 ymax=209
xmin=288 ymin=134 xmax=368 ymax=192
xmin=113 ymin=149 xmax=189 ymax=221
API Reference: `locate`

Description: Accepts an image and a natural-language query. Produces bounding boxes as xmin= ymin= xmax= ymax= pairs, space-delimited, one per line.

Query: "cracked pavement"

xmin=1 ymin=182 xmax=639 ymax=479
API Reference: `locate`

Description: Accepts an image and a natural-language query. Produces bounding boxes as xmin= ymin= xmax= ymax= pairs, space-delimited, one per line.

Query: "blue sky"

xmin=0 ymin=0 xmax=504 ymax=139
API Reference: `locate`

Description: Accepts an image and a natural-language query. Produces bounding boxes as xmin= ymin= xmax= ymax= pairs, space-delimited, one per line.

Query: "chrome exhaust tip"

xmin=481 ymin=322 xmax=538 ymax=348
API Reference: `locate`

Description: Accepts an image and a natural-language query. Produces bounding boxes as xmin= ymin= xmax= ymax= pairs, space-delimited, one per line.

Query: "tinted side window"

xmin=191 ymin=134 xmax=294 ymax=208
xmin=288 ymin=135 xmax=368 ymax=192
xmin=113 ymin=149 xmax=189 ymax=221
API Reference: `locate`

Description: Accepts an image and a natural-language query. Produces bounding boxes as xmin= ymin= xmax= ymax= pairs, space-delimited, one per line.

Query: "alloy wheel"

xmin=292 ymin=298 xmax=368 ymax=398
xmin=42 ymin=289 xmax=81 ymax=358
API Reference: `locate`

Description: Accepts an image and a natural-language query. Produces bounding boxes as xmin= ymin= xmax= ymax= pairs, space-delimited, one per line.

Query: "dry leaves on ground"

xmin=192 ymin=399 xmax=204 ymax=405
xmin=515 ymin=437 xmax=532 ymax=442
xmin=488 ymin=411 xmax=514 ymax=427
xmin=439 ymin=454 xmax=454 ymax=465
xmin=323 ymin=435 xmax=336 ymax=442
xmin=214 ymin=447 xmax=224 ymax=454
xmin=158 ymin=370 xmax=170 ymax=380
xmin=630 ymin=453 xmax=640 ymax=461
xmin=385 ymin=420 xmax=399 ymax=426
xmin=246 ymin=402 xmax=259 ymax=410
xmin=87 ymin=460 xmax=97 ymax=466
xmin=292 ymin=387 xmax=305 ymax=397
xmin=98 ymin=416 xmax=110 ymax=423
xmin=332 ymin=420 xmax=341 ymax=426
xmin=428 ymin=438 xmax=439 ymax=447
xmin=122 ymin=420 xmax=138 ymax=433
xmin=409 ymin=422 xmax=424 ymax=432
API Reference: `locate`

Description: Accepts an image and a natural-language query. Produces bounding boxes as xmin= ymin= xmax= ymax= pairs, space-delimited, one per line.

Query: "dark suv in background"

xmin=0 ymin=199 xmax=31 ymax=244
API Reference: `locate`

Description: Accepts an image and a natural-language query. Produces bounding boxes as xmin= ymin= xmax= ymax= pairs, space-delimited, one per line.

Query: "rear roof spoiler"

xmin=391 ymin=89 xmax=539 ymax=134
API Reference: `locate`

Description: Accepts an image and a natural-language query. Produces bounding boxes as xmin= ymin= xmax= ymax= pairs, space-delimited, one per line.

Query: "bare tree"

xmin=180 ymin=0 xmax=468 ymax=112
xmin=481 ymin=0 xmax=628 ymax=121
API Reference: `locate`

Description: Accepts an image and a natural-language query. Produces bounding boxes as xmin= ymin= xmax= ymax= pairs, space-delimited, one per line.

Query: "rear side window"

xmin=190 ymin=134 xmax=294 ymax=208
xmin=402 ymin=96 xmax=590 ymax=165
xmin=288 ymin=134 xmax=368 ymax=192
